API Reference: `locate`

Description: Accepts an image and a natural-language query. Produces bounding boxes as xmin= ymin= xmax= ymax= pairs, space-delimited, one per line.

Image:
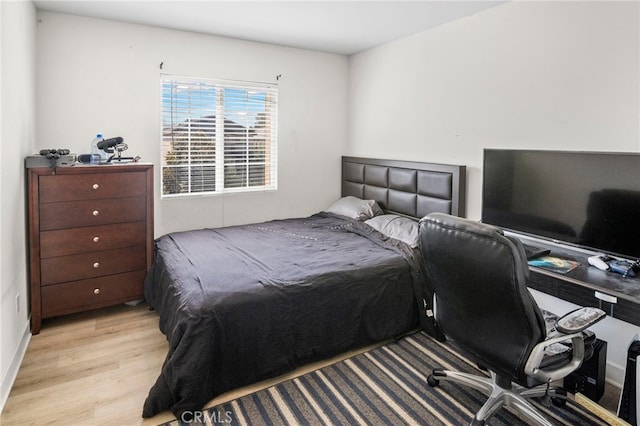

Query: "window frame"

xmin=160 ymin=74 xmax=278 ymax=198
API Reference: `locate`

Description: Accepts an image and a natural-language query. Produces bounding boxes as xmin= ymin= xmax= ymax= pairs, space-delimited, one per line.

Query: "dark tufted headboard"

xmin=342 ymin=156 xmax=466 ymax=219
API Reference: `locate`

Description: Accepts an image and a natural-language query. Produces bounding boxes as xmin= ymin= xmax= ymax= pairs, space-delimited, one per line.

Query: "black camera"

xmin=95 ymin=136 xmax=137 ymax=162
xmin=96 ymin=137 xmax=124 ymax=152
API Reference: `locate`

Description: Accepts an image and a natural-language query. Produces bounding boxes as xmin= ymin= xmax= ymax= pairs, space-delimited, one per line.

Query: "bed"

xmin=142 ymin=156 xmax=466 ymax=418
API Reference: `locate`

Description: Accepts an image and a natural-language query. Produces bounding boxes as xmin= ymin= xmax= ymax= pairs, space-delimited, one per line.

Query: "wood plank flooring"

xmin=1 ymin=303 xmax=623 ymax=425
xmin=1 ymin=304 xmax=174 ymax=425
xmin=0 ymin=303 xmax=382 ymax=425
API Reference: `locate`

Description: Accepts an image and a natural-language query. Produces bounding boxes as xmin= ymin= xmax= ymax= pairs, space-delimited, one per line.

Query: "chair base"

xmin=427 ymin=369 xmax=567 ymax=426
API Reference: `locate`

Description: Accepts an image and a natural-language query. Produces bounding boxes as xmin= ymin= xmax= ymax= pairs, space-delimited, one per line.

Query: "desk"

xmin=522 ymin=239 xmax=640 ymax=390
xmin=526 ymin=245 xmax=640 ymax=327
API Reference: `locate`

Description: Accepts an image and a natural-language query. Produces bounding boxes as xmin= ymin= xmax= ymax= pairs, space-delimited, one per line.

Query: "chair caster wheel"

xmin=427 ymin=374 xmax=439 ymax=387
xmin=471 ymin=418 xmax=486 ymax=426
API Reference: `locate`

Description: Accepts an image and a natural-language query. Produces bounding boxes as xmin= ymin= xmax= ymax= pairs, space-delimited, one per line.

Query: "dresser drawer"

xmin=40 ymin=197 xmax=146 ymax=231
xmin=41 ymin=245 xmax=146 ymax=285
xmin=41 ymin=270 xmax=145 ymax=318
xmin=40 ymin=222 xmax=146 ymax=258
xmin=39 ymin=171 xmax=147 ymax=203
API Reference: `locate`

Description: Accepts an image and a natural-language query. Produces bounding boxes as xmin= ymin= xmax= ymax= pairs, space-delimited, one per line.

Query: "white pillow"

xmin=365 ymin=214 xmax=419 ymax=248
xmin=326 ymin=196 xmax=383 ymax=221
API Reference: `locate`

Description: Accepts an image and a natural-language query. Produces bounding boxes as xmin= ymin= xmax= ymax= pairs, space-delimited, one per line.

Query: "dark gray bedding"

xmin=142 ymin=212 xmax=423 ymax=418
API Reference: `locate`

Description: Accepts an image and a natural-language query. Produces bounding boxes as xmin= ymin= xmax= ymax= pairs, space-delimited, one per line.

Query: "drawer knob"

xmin=92 ymin=210 xmax=99 ymax=216
xmin=92 ymin=183 xmax=99 ymax=190
xmin=93 ymin=262 xmax=100 ymax=269
xmin=93 ymin=236 xmax=100 ymax=243
xmin=93 ymin=288 xmax=101 ymax=295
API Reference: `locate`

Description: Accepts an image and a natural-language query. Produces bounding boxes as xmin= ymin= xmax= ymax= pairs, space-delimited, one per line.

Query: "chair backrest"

xmin=419 ymin=213 xmax=546 ymax=384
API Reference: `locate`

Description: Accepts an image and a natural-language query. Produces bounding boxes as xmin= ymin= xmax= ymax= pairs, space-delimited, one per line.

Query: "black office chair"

xmin=419 ymin=213 xmax=605 ymax=426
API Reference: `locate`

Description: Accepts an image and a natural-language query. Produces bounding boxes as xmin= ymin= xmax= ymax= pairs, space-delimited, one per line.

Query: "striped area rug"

xmin=165 ymin=332 xmax=606 ymax=425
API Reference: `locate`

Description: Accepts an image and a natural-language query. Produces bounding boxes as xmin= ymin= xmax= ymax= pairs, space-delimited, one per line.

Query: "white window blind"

xmin=161 ymin=75 xmax=278 ymax=197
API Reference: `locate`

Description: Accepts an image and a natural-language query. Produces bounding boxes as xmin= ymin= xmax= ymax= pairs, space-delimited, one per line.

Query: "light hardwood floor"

xmin=1 ymin=304 xmax=174 ymax=425
xmin=1 ymin=303 xmax=622 ymax=425
xmin=0 ymin=303 xmax=382 ymax=425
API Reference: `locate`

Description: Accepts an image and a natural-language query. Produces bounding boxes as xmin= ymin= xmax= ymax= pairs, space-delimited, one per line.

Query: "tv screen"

xmin=482 ymin=149 xmax=640 ymax=260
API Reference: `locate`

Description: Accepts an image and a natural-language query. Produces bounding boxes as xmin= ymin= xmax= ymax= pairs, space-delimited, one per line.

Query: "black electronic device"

xmin=96 ymin=136 xmax=124 ymax=151
xmin=522 ymin=243 xmax=551 ymax=260
xmin=77 ymin=153 xmax=102 ymax=164
xmin=618 ymin=340 xmax=640 ymax=425
xmin=39 ymin=148 xmax=70 ymax=159
xmin=25 ymin=149 xmax=75 ymax=169
xmin=563 ymin=338 xmax=607 ymax=402
xmin=482 ymin=150 xmax=640 ymax=261
xmin=96 ymin=136 xmax=138 ymax=163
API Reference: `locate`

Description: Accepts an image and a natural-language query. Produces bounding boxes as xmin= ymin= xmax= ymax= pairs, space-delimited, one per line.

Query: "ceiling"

xmin=33 ymin=1 xmax=505 ymax=55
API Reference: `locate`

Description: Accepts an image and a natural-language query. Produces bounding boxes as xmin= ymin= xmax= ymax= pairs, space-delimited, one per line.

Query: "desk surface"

xmin=522 ymin=239 xmax=640 ymax=326
xmin=531 ymin=256 xmax=640 ymax=304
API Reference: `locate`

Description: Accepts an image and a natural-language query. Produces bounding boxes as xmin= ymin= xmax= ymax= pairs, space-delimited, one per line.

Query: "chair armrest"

xmin=524 ymin=307 xmax=605 ymax=383
xmin=555 ymin=307 xmax=605 ymax=334
xmin=524 ymin=332 xmax=585 ymax=383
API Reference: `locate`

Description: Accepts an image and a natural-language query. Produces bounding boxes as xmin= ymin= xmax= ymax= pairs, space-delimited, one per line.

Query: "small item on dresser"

xmin=96 ymin=136 xmax=139 ymax=163
xmin=77 ymin=153 xmax=103 ymax=164
xmin=25 ymin=149 xmax=75 ymax=169
xmin=90 ymin=133 xmax=108 ymax=163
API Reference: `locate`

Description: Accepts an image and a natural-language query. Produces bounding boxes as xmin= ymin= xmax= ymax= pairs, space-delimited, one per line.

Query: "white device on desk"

xmin=618 ymin=334 xmax=640 ymax=425
xmin=588 ymin=255 xmax=611 ymax=271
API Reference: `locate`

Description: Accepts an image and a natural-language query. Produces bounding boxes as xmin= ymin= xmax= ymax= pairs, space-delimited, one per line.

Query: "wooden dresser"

xmin=27 ymin=163 xmax=153 ymax=334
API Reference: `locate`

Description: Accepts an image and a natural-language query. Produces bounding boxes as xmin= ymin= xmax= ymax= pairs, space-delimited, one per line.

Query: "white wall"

xmin=348 ymin=0 xmax=640 ymax=222
xmin=0 ymin=0 xmax=36 ymax=411
xmin=36 ymin=11 xmax=349 ymax=236
xmin=348 ymin=0 xmax=640 ymax=388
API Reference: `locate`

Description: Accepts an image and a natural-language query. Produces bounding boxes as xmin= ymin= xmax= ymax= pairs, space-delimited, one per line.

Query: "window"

xmin=161 ymin=75 xmax=278 ymax=197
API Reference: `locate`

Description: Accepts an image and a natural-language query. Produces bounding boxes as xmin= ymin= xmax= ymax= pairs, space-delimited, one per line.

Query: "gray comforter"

xmin=142 ymin=212 xmax=423 ymax=418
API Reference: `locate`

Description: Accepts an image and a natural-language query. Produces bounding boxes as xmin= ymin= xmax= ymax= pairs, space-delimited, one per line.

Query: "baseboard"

xmin=607 ymin=361 xmax=625 ymax=389
xmin=0 ymin=321 xmax=31 ymax=414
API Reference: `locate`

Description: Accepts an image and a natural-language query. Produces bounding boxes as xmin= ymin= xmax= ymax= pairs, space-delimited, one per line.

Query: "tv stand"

xmin=520 ymin=239 xmax=640 ymax=326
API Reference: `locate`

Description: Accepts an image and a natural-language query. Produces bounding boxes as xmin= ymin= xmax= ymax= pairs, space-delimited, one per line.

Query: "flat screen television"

xmin=482 ymin=149 xmax=640 ymax=260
